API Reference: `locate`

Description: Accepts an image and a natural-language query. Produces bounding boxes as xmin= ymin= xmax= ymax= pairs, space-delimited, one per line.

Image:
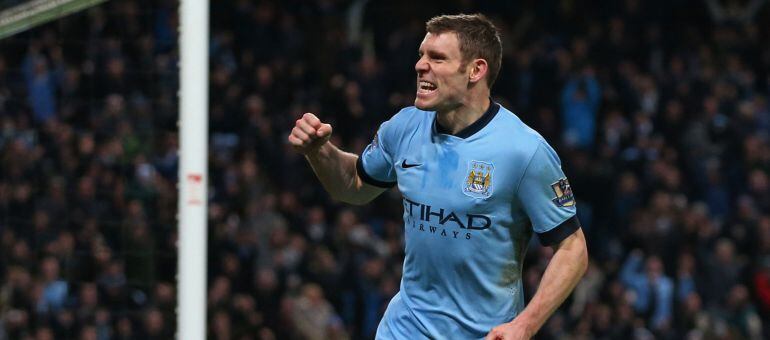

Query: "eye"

xmin=428 ymin=52 xmax=447 ymax=62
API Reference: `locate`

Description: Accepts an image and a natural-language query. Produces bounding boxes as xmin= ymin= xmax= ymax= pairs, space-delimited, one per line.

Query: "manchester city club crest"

xmin=463 ymin=160 xmax=494 ymax=198
xmin=551 ymin=178 xmax=576 ymax=207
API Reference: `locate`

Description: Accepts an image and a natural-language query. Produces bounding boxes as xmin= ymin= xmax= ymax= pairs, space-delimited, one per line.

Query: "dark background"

xmin=1 ymin=0 xmax=769 ymax=339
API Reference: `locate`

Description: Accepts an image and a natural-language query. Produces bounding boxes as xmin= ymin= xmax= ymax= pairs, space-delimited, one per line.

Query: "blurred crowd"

xmin=1 ymin=0 xmax=770 ymax=339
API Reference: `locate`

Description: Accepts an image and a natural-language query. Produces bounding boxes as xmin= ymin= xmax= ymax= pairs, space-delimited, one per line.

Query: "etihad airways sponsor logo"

xmin=402 ymin=197 xmax=492 ymax=240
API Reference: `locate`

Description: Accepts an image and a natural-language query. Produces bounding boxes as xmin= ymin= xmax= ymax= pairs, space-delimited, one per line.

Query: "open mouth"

xmin=417 ymin=80 xmax=437 ymax=95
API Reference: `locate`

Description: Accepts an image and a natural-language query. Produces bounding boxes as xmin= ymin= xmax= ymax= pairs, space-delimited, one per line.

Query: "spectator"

xmin=36 ymin=257 xmax=67 ymax=314
xmin=22 ymin=53 xmax=58 ymax=123
xmin=288 ymin=283 xmax=349 ymax=340
xmin=702 ymin=238 xmax=745 ymax=306
xmin=724 ymin=284 xmax=763 ymax=339
xmin=561 ymin=67 xmax=601 ymax=149
xmin=620 ymin=251 xmax=674 ymax=332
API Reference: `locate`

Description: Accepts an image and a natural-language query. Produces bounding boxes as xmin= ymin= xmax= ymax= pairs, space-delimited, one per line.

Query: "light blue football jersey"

xmin=356 ymin=101 xmax=580 ymax=339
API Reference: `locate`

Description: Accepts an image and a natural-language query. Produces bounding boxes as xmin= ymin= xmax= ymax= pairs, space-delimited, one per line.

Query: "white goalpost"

xmin=177 ymin=0 xmax=209 ymax=339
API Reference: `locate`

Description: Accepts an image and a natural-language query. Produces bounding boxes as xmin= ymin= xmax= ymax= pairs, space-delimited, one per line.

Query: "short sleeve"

xmin=357 ymin=122 xmax=397 ymax=188
xmin=517 ymin=142 xmax=580 ymax=246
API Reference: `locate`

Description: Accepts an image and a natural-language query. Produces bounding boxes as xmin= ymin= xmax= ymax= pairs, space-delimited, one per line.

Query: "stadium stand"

xmin=1 ymin=0 xmax=769 ymax=339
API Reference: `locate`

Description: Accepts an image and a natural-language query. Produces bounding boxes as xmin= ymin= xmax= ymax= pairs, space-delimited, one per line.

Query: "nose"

xmin=415 ymin=56 xmax=429 ymax=74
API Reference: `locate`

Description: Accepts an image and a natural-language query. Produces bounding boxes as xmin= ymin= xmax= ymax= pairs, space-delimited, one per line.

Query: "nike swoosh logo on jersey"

xmin=401 ymin=160 xmax=421 ymax=168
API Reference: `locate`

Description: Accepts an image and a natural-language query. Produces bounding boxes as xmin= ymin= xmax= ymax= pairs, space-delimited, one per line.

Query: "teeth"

xmin=419 ymin=81 xmax=436 ymax=90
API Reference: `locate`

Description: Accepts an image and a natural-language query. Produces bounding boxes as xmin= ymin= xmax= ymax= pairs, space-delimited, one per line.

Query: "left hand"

xmin=485 ymin=320 xmax=533 ymax=340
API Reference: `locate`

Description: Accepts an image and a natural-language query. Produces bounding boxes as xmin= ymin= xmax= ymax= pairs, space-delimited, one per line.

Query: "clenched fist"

xmin=287 ymin=113 xmax=333 ymax=155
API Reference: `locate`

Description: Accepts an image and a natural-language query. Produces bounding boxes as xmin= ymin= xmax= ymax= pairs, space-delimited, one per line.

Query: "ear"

xmin=468 ymin=59 xmax=489 ymax=85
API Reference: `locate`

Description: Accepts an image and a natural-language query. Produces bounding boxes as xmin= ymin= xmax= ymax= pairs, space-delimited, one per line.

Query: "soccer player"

xmin=288 ymin=13 xmax=588 ymax=340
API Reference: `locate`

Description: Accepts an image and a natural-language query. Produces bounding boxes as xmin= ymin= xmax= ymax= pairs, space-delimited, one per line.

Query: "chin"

xmin=414 ymin=98 xmax=437 ymax=111
xmin=414 ymin=102 xmax=431 ymax=110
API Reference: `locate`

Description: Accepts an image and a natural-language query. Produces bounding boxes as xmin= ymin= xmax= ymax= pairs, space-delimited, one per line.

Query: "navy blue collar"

xmin=434 ymin=100 xmax=500 ymax=139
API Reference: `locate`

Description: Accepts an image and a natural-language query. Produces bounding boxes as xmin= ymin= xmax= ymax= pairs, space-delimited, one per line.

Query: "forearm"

xmin=515 ymin=229 xmax=588 ymax=337
xmin=305 ymin=142 xmax=366 ymax=204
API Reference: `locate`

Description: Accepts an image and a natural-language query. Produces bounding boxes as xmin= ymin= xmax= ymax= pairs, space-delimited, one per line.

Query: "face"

xmin=415 ymin=32 xmax=471 ymax=111
xmin=645 ymin=257 xmax=662 ymax=278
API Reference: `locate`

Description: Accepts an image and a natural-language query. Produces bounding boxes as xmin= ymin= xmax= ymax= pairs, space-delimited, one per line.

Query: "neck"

xmin=436 ymin=92 xmax=491 ymax=134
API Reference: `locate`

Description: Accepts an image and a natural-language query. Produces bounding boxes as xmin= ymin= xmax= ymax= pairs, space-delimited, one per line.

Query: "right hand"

xmin=288 ymin=113 xmax=333 ymax=155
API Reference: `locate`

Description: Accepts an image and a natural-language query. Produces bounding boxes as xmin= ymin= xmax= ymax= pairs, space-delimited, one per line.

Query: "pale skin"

xmin=288 ymin=31 xmax=588 ymax=340
xmin=484 ymin=228 xmax=588 ymax=340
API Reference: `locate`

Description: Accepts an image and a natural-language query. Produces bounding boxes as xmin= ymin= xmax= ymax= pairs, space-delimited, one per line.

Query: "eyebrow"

xmin=430 ymin=51 xmax=448 ymax=59
xmin=418 ymin=49 xmax=448 ymax=59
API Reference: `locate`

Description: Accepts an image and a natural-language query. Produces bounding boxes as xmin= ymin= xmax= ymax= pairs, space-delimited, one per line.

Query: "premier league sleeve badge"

xmin=550 ymin=178 xmax=575 ymax=207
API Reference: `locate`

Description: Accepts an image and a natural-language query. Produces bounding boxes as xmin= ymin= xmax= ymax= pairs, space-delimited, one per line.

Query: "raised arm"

xmin=486 ymin=228 xmax=588 ymax=339
xmin=288 ymin=113 xmax=386 ymax=205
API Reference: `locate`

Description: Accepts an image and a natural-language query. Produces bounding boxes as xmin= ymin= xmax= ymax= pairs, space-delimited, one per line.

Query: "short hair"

xmin=426 ymin=13 xmax=503 ymax=88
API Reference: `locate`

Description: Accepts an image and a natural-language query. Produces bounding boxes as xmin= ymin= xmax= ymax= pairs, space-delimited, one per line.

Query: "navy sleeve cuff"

xmin=356 ymin=157 xmax=396 ymax=189
xmin=537 ymin=216 xmax=581 ymax=246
